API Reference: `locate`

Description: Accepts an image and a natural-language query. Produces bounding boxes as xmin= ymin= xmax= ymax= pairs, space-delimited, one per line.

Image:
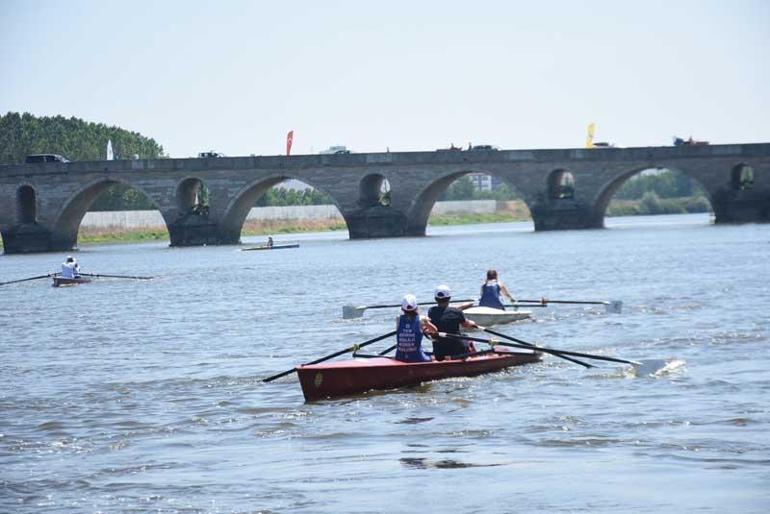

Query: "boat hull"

xmin=297 ymin=348 xmax=541 ymax=401
xmin=242 ymin=243 xmax=300 ymax=251
xmin=52 ymin=276 xmax=91 ymax=287
xmin=463 ymin=306 xmax=531 ymax=327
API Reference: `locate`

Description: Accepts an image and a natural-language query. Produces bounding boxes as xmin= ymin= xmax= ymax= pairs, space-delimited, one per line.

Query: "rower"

xmin=479 ymin=269 xmax=515 ymax=310
xmin=267 ymin=236 xmax=274 ymax=248
xmin=395 ymin=294 xmax=436 ymax=363
xmin=60 ymin=256 xmax=81 ymax=279
xmin=427 ymin=285 xmax=483 ymax=361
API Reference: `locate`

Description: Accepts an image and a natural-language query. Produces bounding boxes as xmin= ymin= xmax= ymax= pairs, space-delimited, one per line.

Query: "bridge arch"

xmin=51 ymin=178 xmax=167 ymax=249
xmin=593 ymin=165 xmax=714 ymax=223
xmin=219 ymin=175 xmax=344 ymax=244
xmin=359 ymin=174 xmax=392 ymax=208
xmin=406 ymin=169 xmax=530 ymax=236
xmin=17 ymin=184 xmax=37 ymax=224
xmin=177 ymin=176 xmax=211 ymax=216
xmin=731 ymin=163 xmax=754 ymax=191
xmin=548 ymin=169 xmax=575 ymax=200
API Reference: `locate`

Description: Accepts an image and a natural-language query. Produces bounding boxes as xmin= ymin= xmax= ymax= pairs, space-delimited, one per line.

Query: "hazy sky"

xmin=1 ymin=0 xmax=768 ymax=157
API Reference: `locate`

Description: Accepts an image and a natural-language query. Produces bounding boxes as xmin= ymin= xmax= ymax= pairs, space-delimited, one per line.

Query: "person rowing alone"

xmin=60 ymin=255 xmax=81 ymax=279
xmin=479 ymin=269 xmax=515 ymax=310
xmin=394 ymin=294 xmax=437 ymax=363
xmin=427 ymin=285 xmax=483 ymax=361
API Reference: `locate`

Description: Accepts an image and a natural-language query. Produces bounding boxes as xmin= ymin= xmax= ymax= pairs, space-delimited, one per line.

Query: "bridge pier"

xmin=167 ymin=213 xmax=222 ymax=246
xmin=1 ymin=223 xmax=55 ymax=254
xmin=711 ymin=189 xmax=770 ymax=224
xmin=345 ymin=206 xmax=409 ymax=239
xmin=529 ymin=200 xmax=603 ymax=231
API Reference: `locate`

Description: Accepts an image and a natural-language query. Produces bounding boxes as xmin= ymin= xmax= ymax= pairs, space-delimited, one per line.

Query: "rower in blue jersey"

xmin=395 ymin=294 xmax=437 ymax=362
xmin=479 ymin=269 xmax=515 ymax=310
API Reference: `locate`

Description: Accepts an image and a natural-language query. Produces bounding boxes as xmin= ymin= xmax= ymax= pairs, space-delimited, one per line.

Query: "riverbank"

xmin=0 ymin=196 xmax=711 ymax=249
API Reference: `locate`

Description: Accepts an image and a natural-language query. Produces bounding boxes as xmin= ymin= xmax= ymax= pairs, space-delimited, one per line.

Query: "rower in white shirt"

xmin=60 ymin=256 xmax=81 ymax=279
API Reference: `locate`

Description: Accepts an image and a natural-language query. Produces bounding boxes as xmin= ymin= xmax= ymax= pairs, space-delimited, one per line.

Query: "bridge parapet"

xmin=1 ymin=143 xmax=769 ymax=253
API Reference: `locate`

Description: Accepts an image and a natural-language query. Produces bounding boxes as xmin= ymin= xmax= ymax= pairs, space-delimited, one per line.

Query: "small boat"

xmin=296 ymin=347 xmax=541 ymax=401
xmin=52 ymin=276 xmax=92 ymax=287
xmin=241 ymin=243 xmax=300 ymax=251
xmin=463 ymin=306 xmax=532 ymax=327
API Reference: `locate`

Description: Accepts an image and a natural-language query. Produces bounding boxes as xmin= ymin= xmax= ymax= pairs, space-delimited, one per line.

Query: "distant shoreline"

xmin=0 ymin=197 xmax=710 ymax=249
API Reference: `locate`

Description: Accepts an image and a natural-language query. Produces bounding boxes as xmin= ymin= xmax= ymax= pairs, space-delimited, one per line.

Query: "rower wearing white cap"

xmin=60 ymin=256 xmax=81 ymax=279
xmin=395 ymin=294 xmax=437 ymax=363
xmin=428 ymin=284 xmax=482 ymax=360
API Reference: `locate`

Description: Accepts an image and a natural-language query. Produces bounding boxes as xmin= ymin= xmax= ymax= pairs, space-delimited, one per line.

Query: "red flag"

xmin=286 ymin=130 xmax=294 ymax=156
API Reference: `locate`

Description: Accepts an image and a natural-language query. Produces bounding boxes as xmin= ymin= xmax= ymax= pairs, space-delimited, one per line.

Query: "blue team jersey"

xmin=479 ymin=282 xmax=505 ymax=309
xmin=395 ymin=314 xmax=431 ymax=362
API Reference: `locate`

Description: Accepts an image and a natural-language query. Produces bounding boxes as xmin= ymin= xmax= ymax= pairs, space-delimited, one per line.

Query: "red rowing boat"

xmin=296 ymin=347 xmax=541 ymax=401
xmin=52 ymin=276 xmax=91 ymax=287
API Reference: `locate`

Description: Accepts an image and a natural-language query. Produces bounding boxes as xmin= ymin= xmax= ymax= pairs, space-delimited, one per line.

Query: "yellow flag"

xmin=586 ymin=123 xmax=595 ymax=149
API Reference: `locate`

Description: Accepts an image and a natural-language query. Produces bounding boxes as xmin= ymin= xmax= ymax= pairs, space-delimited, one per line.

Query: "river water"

xmin=1 ymin=214 xmax=768 ymax=513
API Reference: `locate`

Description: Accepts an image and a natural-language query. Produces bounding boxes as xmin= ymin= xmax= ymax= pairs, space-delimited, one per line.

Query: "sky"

xmin=1 ymin=0 xmax=769 ymax=158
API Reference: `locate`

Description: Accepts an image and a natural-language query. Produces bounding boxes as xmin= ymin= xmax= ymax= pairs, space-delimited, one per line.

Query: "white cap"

xmin=434 ymin=284 xmax=451 ymax=300
xmin=401 ymin=294 xmax=418 ymax=312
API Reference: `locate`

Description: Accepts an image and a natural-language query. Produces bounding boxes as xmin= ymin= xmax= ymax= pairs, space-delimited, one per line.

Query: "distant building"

xmin=467 ymin=173 xmax=503 ymax=191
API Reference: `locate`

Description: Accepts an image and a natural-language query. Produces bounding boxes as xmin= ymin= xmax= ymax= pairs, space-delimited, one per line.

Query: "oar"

xmin=342 ymin=299 xmax=475 ymax=319
xmin=79 ymin=272 xmax=154 ymax=280
xmin=482 ymin=328 xmax=594 ymax=368
xmin=0 ymin=273 xmax=54 ymax=286
xmin=515 ymin=298 xmax=623 ymax=314
xmin=439 ymin=332 xmax=642 ymax=367
xmin=378 ymin=344 xmax=397 ymax=356
xmin=262 ymin=330 xmax=397 ymax=382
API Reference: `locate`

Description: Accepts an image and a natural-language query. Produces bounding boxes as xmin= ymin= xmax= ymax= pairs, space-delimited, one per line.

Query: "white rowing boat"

xmin=463 ymin=306 xmax=531 ymax=327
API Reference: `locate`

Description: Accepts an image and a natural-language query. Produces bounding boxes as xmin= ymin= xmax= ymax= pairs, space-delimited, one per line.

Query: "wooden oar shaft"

xmin=262 ymin=330 xmax=397 ymax=383
xmin=442 ymin=332 xmax=640 ymax=366
xmin=360 ymin=299 xmax=475 ymax=310
xmin=517 ymin=299 xmax=608 ymax=305
xmin=483 ymin=328 xmax=593 ymax=368
xmin=484 ymin=329 xmax=638 ymax=365
xmin=0 ymin=273 xmax=53 ymax=286
xmin=378 ymin=344 xmax=397 ymax=356
xmin=80 ymin=273 xmax=154 ymax=280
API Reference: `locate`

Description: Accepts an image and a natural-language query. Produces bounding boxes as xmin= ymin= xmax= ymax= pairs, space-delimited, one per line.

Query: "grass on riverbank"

xmin=0 ymin=196 xmax=710 ymax=249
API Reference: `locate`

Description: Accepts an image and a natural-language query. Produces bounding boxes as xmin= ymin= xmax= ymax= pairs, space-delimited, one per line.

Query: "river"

xmin=1 ymin=213 xmax=768 ymax=513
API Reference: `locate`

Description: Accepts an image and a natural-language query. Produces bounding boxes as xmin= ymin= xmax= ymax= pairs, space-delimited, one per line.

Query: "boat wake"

xmin=631 ymin=358 xmax=686 ymax=378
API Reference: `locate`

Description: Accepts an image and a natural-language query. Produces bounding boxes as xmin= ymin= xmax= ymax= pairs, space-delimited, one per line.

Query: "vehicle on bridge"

xmin=673 ymin=136 xmax=709 ymax=146
xmin=468 ymin=144 xmax=500 ymax=151
xmin=320 ymin=145 xmax=351 ymax=155
xmin=592 ymin=142 xmax=616 ymax=148
xmin=198 ymin=151 xmax=225 ymax=158
xmin=25 ymin=154 xmax=69 ymax=163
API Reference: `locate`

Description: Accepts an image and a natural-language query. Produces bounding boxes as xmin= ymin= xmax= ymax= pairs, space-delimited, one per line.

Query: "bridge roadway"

xmin=1 ymin=143 xmax=769 ymax=253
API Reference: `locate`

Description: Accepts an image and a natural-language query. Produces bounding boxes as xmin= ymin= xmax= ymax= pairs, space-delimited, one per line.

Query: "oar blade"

xmin=342 ymin=305 xmax=366 ymax=319
xmin=632 ymin=358 xmax=685 ymax=377
xmin=605 ymin=301 xmax=623 ymax=314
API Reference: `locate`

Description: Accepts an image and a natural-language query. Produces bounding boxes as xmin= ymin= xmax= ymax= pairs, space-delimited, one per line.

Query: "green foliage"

xmin=606 ymin=193 xmax=712 ymax=217
xmin=615 ymin=169 xmax=706 ymax=200
xmin=255 ymin=187 xmax=334 ymax=206
xmin=440 ymin=176 xmax=521 ymax=201
xmin=90 ymin=184 xmax=156 ymax=211
xmin=1 ymin=112 xmax=167 ymax=211
xmin=0 ymin=111 xmax=165 ymax=164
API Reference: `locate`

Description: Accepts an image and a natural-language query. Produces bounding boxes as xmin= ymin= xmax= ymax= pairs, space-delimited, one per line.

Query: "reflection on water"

xmin=1 ymin=214 xmax=769 ymax=513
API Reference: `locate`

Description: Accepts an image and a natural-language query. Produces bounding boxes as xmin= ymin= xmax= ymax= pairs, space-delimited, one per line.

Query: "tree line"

xmin=0 ymin=112 xmax=165 ymax=164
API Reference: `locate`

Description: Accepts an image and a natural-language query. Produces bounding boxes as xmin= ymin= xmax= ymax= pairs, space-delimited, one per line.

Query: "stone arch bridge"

xmin=1 ymin=143 xmax=768 ymax=254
